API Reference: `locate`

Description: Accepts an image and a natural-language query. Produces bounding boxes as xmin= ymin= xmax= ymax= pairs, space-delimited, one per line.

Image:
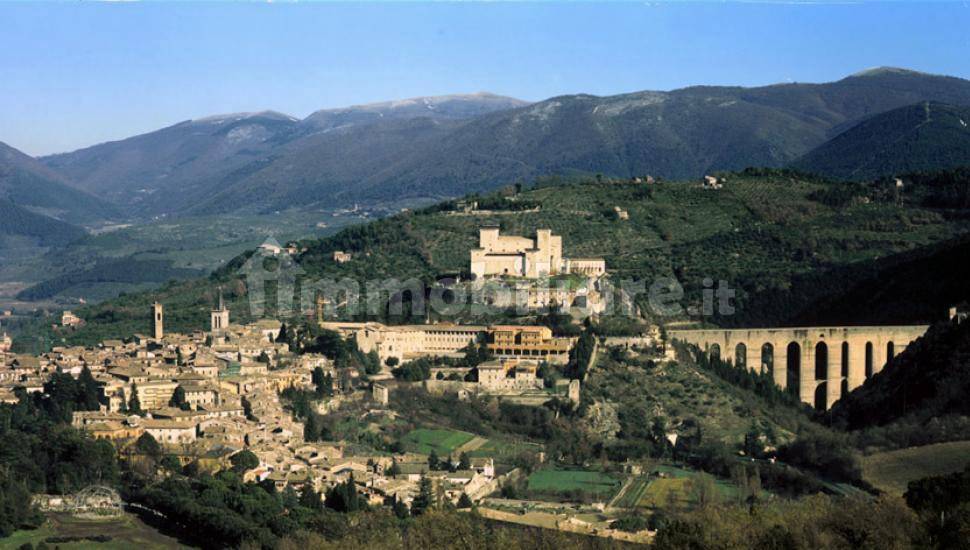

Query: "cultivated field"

xmin=862 ymin=440 xmax=970 ymax=495
xmin=400 ymin=428 xmax=476 ymax=455
xmin=526 ymin=468 xmax=622 ymax=500
xmin=3 ymin=512 xmax=189 ymax=549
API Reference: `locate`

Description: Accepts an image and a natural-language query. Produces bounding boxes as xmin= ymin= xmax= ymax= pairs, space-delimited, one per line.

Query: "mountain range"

xmin=5 ymin=67 xmax=970 ymax=226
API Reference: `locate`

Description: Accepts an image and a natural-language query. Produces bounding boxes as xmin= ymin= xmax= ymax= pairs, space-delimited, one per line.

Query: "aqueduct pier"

xmin=668 ymin=325 xmax=929 ymax=410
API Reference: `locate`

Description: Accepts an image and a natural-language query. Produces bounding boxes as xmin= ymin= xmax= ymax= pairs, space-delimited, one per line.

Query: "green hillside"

xmin=828 ymin=318 xmax=970 ymax=431
xmin=19 ymin=169 xmax=970 ymax=348
xmin=793 ymin=102 xmax=970 ymax=181
xmin=0 ymin=199 xmax=85 ymax=247
xmin=0 ymin=141 xmax=118 ymax=225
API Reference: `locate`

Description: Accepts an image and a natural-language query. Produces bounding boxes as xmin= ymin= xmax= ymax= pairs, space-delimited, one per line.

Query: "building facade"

xmin=470 ymin=227 xmax=606 ymax=279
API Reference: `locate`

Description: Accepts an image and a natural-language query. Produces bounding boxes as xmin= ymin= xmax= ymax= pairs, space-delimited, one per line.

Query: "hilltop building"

xmin=470 ymin=227 xmax=605 ymax=279
xmin=61 ymin=311 xmax=84 ymax=328
xmin=332 ymin=251 xmax=352 ymax=263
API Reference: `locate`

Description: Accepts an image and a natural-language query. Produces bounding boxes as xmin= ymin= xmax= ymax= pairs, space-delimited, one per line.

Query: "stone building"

xmin=321 ymin=321 xmax=485 ymax=365
xmin=487 ymin=325 xmax=574 ymax=364
xmin=469 ymin=227 xmax=605 ymax=279
xmin=477 ymin=359 xmax=542 ymax=392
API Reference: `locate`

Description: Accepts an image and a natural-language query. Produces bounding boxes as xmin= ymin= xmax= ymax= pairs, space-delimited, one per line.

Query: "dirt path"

xmin=456 ymin=436 xmax=488 ymax=454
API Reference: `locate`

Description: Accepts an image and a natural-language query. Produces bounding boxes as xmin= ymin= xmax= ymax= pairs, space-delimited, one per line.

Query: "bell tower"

xmin=211 ymin=288 xmax=230 ymax=334
xmin=152 ymin=301 xmax=164 ymax=340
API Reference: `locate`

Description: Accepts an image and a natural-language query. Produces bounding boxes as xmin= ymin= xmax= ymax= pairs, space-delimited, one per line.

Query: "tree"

xmin=458 ymin=452 xmax=471 ymax=471
xmin=688 ymin=473 xmax=719 ymax=509
xmin=392 ymin=496 xmax=410 ymax=519
xmin=160 ymin=454 xmax=182 ymax=473
xmin=428 ymin=450 xmax=440 ymax=471
xmin=77 ymin=366 xmax=102 ymax=410
xmin=230 ymin=450 xmax=260 ymax=473
xmin=299 ymin=487 xmax=323 ymax=510
xmin=304 ymin=413 xmax=320 ymax=442
xmin=385 ymin=357 xmax=400 ymax=368
xmin=170 ymin=385 xmax=189 ymax=410
xmin=325 ymin=476 xmax=364 ymax=512
xmin=257 ymin=351 xmax=271 ymax=365
xmin=135 ymin=432 xmax=162 ymax=459
xmin=128 ymin=384 xmax=143 ymax=415
xmin=277 ymin=322 xmax=290 ymax=344
xmin=457 ymin=493 xmax=473 ymax=509
xmin=411 ymin=476 xmax=435 ymax=516
xmin=0 ymin=468 xmax=42 ymax=537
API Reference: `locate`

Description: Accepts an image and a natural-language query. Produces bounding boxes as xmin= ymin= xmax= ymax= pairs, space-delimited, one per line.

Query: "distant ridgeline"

xmin=20 ymin=167 xmax=970 ymax=348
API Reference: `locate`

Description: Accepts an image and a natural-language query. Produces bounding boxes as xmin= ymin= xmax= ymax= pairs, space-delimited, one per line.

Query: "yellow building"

xmin=487 ymin=325 xmax=575 ymax=364
xmin=135 ymin=380 xmax=179 ymax=410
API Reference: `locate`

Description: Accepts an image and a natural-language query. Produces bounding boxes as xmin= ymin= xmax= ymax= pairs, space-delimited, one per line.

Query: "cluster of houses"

xmin=0 ymin=227 xmax=615 ymax=509
xmin=0 ymin=299 xmax=515 ymax=508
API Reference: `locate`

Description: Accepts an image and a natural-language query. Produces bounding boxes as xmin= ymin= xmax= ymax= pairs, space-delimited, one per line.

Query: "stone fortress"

xmin=470 ymin=226 xmax=605 ymax=279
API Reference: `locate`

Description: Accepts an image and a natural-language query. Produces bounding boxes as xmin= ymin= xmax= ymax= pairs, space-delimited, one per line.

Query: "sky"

xmin=1 ymin=1 xmax=969 ymax=156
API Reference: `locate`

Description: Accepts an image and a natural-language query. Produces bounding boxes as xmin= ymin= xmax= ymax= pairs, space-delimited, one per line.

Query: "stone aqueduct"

xmin=669 ymin=325 xmax=929 ymax=410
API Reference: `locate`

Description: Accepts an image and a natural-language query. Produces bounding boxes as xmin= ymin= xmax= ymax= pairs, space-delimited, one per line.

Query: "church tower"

xmin=211 ymin=288 xmax=230 ymax=334
xmin=152 ymin=301 xmax=164 ymax=340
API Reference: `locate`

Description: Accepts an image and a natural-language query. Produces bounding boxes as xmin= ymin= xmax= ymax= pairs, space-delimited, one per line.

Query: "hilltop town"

xmin=5 ymin=171 xmax=970 ymax=548
xmin=1 ymin=230 xmax=669 ymax=544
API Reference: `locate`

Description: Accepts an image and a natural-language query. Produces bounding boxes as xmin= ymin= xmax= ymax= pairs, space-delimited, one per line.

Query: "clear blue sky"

xmin=2 ymin=1 xmax=968 ymax=156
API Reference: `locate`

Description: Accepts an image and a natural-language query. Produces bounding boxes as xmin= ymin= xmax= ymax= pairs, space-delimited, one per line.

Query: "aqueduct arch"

xmin=669 ymin=325 xmax=929 ymax=410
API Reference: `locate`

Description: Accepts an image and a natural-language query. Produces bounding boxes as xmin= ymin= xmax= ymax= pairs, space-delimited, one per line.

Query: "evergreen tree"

xmin=457 ymin=493 xmax=474 ymax=509
xmin=299 ymin=487 xmax=323 ymax=510
xmin=411 ymin=476 xmax=435 ymax=516
xmin=304 ymin=413 xmax=320 ymax=442
xmin=392 ymin=496 xmax=410 ymax=519
xmin=428 ymin=449 xmax=440 ymax=471
xmin=458 ymin=452 xmax=471 ymax=471
xmin=230 ymin=450 xmax=260 ymax=473
xmin=135 ymin=432 xmax=162 ymax=459
xmin=324 ymin=475 xmax=363 ymax=512
xmin=170 ymin=385 xmax=189 ymax=410
xmin=77 ymin=366 xmax=102 ymax=410
xmin=128 ymin=384 xmax=143 ymax=415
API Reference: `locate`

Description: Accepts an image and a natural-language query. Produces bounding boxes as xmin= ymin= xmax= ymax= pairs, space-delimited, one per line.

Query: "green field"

xmin=467 ymin=438 xmax=543 ymax=460
xmin=611 ymin=476 xmax=651 ymax=508
xmin=862 ymin=441 xmax=970 ymax=495
xmin=635 ymin=466 xmax=741 ymax=510
xmin=400 ymin=428 xmax=476 ymax=455
xmin=526 ymin=468 xmax=622 ymax=500
xmin=2 ymin=513 xmax=189 ymax=549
